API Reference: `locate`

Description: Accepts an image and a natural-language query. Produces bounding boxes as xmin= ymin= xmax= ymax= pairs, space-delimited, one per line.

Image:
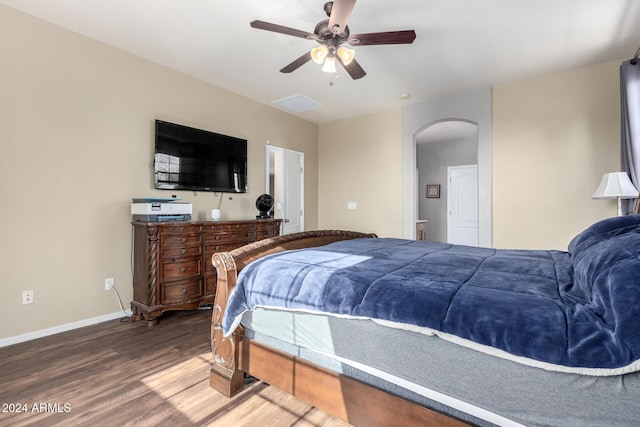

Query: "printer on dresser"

xmin=131 ymin=218 xmax=281 ymax=325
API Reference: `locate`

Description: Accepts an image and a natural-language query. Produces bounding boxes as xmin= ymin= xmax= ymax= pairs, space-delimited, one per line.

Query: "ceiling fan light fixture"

xmin=251 ymin=1 xmax=416 ymax=80
xmin=337 ymin=46 xmax=355 ymax=65
xmin=321 ymin=55 xmax=337 ymax=73
xmin=311 ymin=45 xmax=329 ymax=64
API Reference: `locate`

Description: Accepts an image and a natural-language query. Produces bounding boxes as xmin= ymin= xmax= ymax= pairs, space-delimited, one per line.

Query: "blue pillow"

xmin=568 ymin=215 xmax=640 ymax=254
xmin=569 ymin=215 xmax=640 ymax=302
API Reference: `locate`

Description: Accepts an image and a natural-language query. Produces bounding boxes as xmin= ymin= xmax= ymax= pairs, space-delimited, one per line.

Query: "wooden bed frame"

xmin=209 ymin=230 xmax=470 ymax=427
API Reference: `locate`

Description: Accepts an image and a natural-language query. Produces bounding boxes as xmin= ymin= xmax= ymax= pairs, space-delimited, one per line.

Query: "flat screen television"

xmin=154 ymin=120 xmax=248 ymax=193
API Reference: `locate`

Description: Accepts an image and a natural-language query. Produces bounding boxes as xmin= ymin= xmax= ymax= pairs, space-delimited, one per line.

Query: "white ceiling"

xmin=2 ymin=0 xmax=639 ymax=124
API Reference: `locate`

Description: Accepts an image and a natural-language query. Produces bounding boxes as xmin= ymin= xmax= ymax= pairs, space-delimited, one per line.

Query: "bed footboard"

xmin=210 ymin=230 xmax=377 ymax=397
xmin=209 ymin=250 xmax=245 ymax=396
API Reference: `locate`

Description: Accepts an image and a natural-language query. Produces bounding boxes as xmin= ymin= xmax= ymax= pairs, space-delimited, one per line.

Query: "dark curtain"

xmin=621 ymin=59 xmax=640 ymax=214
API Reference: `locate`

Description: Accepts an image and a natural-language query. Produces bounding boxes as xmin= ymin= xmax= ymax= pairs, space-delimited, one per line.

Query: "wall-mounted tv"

xmin=154 ymin=120 xmax=248 ymax=193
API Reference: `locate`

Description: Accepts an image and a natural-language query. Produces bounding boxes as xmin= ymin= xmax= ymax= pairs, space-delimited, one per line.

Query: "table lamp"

xmin=592 ymin=172 xmax=639 ymax=216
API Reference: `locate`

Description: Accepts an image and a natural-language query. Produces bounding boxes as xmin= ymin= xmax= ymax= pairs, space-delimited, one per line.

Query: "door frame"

xmin=266 ymin=144 xmax=304 ymax=234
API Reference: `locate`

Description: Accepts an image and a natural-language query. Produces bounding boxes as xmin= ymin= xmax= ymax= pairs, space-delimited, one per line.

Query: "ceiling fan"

xmin=250 ymin=0 xmax=416 ymax=80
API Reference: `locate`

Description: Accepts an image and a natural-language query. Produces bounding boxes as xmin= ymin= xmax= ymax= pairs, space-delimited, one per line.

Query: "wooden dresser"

xmin=131 ymin=218 xmax=281 ymax=325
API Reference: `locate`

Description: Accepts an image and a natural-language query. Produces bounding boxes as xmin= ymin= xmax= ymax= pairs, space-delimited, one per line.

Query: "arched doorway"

xmin=401 ymin=88 xmax=492 ymax=246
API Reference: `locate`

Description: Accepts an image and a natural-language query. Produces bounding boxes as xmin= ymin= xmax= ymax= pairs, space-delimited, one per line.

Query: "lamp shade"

xmin=592 ymin=172 xmax=639 ymax=199
xmin=310 ymin=45 xmax=329 ymax=64
xmin=337 ymin=46 xmax=355 ymax=65
xmin=321 ymin=55 xmax=337 ymax=73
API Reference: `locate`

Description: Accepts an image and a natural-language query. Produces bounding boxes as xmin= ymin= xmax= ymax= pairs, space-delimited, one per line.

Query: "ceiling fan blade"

xmin=338 ymin=56 xmax=366 ymax=80
xmin=250 ymin=20 xmax=318 ymax=40
xmin=328 ymin=0 xmax=357 ymax=35
xmin=349 ymin=30 xmax=416 ymax=46
xmin=280 ymin=52 xmax=312 ymax=73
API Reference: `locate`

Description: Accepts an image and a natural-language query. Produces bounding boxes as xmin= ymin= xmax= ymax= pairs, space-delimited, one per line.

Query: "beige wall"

xmin=319 ymin=60 xmax=623 ymax=250
xmin=318 ymin=110 xmax=403 ymax=237
xmin=0 ymin=4 xmax=626 ymax=341
xmin=492 ymin=60 xmax=621 ymax=249
xmin=0 ymin=5 xmax=318 ymax=340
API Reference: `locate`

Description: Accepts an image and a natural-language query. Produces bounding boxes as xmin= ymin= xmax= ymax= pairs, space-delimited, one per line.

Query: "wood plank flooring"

xmin=0 ymin=309 xmax=350 ymax=427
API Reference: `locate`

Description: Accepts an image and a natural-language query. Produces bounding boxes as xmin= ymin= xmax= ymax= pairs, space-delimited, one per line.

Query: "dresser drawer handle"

xmin=180 ymin=267 xmax=187 ymax=273
xmin=181 ymin=237 xmax=186 ymax=243
xmin=215 ymin=236 xmax=221 ymax=240
xmin=215 ymin=245 xmax=221 ymax=250
xmin=181 ymin=288 xmax=187 ymax=294
xmin=181 ymin=248 xmax=187 ymax=254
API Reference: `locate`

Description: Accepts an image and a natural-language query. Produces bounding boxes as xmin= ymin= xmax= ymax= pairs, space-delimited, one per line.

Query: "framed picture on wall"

xmin=426 ymin=184 xmax=440 ymax=198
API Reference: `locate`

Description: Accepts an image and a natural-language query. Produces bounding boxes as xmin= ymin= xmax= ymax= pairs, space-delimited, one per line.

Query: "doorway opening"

xmin=266 ymin=145 xmax=304 ymax=234
xmin=415 ymin=120 xmax=478 ymax=244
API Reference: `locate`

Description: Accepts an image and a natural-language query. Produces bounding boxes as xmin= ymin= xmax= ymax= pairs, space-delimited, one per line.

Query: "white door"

xmin=266 ymin=146 xmax=304 ymax=234
xmin=447 ymin=165 xmax=478 ymax=246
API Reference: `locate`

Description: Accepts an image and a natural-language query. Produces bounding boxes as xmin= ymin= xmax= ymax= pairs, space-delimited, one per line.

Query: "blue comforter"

xmin=223 ymin=216 xmax=640 ymax=374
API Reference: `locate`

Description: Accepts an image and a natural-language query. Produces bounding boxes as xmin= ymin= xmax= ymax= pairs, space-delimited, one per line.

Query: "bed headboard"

xmin=220 ymin=229 xmax=378 ymax=271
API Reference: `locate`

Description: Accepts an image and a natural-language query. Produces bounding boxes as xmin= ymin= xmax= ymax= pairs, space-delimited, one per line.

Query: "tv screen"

xmin=154 ymin=120 xmax=248 ymax=193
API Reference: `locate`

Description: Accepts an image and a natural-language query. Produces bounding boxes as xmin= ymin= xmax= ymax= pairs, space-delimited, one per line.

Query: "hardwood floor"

xmin=0 ymin=309 xmax=350 ymax=427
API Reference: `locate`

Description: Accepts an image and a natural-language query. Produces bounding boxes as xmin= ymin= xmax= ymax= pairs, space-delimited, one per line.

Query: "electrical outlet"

xmin=105 ymin=277 xmax=114 ymax=291
xmin=22 ymin=290 xmax=34 ymax=305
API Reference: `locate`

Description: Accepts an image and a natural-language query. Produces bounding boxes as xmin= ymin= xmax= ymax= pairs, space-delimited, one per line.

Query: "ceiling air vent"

xmin=271 ymin=94 xmax=321 ymax=113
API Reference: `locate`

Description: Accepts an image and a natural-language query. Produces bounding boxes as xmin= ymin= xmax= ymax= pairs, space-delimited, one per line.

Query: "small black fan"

xmin=256 ymin=194 xmax=274 ymax=219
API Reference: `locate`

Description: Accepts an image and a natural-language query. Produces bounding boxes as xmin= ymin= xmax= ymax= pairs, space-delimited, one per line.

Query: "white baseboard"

xmin=0 ymin=310 xmax=133 ymax=348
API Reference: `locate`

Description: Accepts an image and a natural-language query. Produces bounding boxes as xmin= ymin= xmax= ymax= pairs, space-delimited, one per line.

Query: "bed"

xmin=209 ymin=218 xmax=640 ymax=426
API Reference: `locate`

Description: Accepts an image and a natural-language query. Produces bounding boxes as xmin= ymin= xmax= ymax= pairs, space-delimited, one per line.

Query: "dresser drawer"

xmin=204 ymin=230 xmax=256 ymax=244
xmin=205 ymin=242 xmax=246 ymax=254
xmin=256 ymin=220 xmax=281 ymax=230
xmin=162 ymin=258 xmax=201 ymax=280
xmin=161 ymin=234 xmax=202 ymax=247
xmin=161 ymin=244 xmax=202 ymax=259
xmin=256 ymin=220 xmax=281 ymax=239
xmin=161 ymin=279 xmax=202 ymax=304
xmin=161 ymin=224 xmax=202 ymax=235
xmin=203 ymin=222 xmax=256 ymax=232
